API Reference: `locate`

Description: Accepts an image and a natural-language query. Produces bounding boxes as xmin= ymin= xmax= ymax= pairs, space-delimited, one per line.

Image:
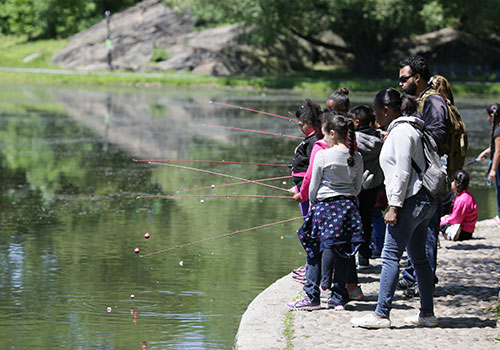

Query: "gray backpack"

xmin=406 ymin=122 xmax=451 ymax=200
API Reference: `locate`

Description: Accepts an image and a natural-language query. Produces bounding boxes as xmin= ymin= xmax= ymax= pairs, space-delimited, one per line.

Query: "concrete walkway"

xmin=234 ymin=220 xmax=500 ymax=350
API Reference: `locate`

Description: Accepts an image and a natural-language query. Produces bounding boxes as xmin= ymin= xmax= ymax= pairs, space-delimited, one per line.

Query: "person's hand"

xmin=289 ymin=186 xmax=298 ymax=195
xmin=384 ymin=206 xmax=398 ymax=226
xmin=478 ymin=152 xmax=488 ymax=160
xmin=380 ymin=131 xmax=388 ymax=142
xmin=292 ymin=192 xmax=302 ymax=202
xmin=489 ymin=169 xmax=496 ymax=183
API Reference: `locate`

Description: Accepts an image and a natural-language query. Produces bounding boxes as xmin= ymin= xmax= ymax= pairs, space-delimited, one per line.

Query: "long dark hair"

xmin=322 ymin=111 xmax=356 ymax=167
xmin=454 ymin=170 xmax=470 ymax=192
xmin=373 ymin=88 xmax=417 ymax=115
xmin=296 ymin=98 xmax=323 ymax=137
xmin=488 ymin=103 xmax=500 ymax=159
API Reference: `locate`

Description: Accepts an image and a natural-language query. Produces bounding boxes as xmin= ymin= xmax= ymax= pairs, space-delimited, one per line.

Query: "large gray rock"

xmin=52 ymin=0 xmax=336 ymax=75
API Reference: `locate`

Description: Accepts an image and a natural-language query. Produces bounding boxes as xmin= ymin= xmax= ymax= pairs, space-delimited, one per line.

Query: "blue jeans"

xmin=495 ymin=163 xmax=500 ymax=217
xmin=375 ymin=190 xmax=436 ymax=318
xmin=304 ymin=249 xmax=349 ymax=305
xmin=372 ymin=209 xmax=386 ymax=252
xmin=401 ymin=204 xmax=441 ymax=285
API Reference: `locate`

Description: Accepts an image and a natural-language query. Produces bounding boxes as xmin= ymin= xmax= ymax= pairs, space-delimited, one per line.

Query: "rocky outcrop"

xmin=52 ymin=0 xmax=334 ymax=75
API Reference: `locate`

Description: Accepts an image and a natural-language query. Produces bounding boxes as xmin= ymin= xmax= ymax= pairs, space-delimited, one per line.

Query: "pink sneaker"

xmin=493 ymin=216 xmax=500 ymax=226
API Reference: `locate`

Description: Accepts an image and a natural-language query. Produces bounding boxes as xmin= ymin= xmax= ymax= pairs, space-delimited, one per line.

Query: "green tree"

xmin=172 ymin=0 xmax=498 ymax=74
xmin=0 ymin=0 xmax=141 ymax=39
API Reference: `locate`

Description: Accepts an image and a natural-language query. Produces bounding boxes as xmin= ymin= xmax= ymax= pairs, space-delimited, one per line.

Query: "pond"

xmin=0 ymin=84 xmax=496 ymax=349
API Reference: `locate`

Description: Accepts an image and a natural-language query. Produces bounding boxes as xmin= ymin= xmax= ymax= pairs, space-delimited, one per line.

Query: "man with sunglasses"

xmin=396 ymin=55 xmax=450 ymax=296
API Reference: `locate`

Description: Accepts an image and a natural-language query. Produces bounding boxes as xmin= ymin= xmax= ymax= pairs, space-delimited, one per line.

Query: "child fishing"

xmin=287 ymin=111 xmax=364 ymax=310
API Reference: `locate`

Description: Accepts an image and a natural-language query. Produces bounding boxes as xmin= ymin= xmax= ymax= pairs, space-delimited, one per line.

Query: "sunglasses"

xmin=399 ymin=73 xmax=416 ymax=83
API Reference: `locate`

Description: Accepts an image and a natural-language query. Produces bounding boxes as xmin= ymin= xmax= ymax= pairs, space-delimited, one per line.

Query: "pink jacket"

xmin=297 ymin=139 xmax=329 ymax=201
xmin=440 ymin=190 xmax=478 ymax=233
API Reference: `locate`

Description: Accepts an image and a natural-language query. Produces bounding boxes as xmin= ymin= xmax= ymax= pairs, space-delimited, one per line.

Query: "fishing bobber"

xmin=144 ymin=232 xmax=150 ymax=239
xmin=130 ymin=294 xmax=135 ymax=299
xmin=200 ymin=200 xmax=205 ymax=204
xmin=106 ymin=307 xmax=112 ymax=312
xmin=179 ymin=261 xmax=184 ymax=266
xmin=134 ymin=248 xmax=140 ymax=254
xmin=211 ymin=184 xmax=215 ymax=189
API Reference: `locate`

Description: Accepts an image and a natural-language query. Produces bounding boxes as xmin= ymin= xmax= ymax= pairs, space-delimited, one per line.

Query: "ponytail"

xmin=488 ymin=103 xmax=500 ymax=159
xmin=347 ymin=118 xmax=356 ymax=167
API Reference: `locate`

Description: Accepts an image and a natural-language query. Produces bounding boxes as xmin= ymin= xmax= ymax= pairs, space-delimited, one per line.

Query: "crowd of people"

xmin=284 ymin=55 xmax=498 ymax=329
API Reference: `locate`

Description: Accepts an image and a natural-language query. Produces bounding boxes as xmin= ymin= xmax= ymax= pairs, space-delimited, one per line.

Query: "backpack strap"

xmin=392 ymin=120 xmax=426 ymax=179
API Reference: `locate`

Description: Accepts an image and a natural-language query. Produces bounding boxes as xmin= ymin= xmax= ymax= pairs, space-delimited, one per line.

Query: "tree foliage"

xmin=0 ymin=0 xmax=142 ymax=39
xmin=172 ymin=0 xmax=500 ymax=73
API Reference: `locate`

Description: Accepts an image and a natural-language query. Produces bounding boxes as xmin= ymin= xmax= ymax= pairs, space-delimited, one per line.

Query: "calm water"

xmin=0 ymin=84 xmax=497 ymax=349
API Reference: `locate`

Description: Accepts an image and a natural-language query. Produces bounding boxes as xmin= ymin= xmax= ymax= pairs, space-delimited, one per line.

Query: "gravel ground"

xmin=235 ymin=220 xmax=500 ymax=350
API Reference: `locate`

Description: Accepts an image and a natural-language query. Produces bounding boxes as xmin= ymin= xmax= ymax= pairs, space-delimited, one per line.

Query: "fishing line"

xmin=133 ymin=159 xmax=289 ymax=167
xmin=203 ymin=124 xmax=303 ymax=140
xmin=146 ymin=161 xmax=289 ymax=192
xmin=137 ymin=194 xmax=293 ymax=199
xmin=177 ymin=175 xmax=291 ymax=193
xmin=139 ymin=216 xmax=303 ymax=257
xmin=209 ymin=101 xmax=298 ymax=122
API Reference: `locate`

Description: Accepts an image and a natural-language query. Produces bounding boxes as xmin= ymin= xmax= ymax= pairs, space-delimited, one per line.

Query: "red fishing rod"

xmin=139 ymin=216 xmax=303 ymax=257
xmin=203 ymin=124 xmax=304 ymax=140
xmin=146 ymin=161 xmax=289 ymax=192
xmin=209 ymin=101 xmax=298 ymax=122
xmin=137 ymin=194 xmax=293 ymax=199
xmin=177 ymin=175 xmax=291 ymax=193
xmin=133 ymin=159 xmax=289 ymax=167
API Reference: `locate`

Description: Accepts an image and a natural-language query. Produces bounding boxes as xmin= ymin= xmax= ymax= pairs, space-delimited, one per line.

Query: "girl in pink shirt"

xmin=440 ymin=170 xmax=478 ymax=241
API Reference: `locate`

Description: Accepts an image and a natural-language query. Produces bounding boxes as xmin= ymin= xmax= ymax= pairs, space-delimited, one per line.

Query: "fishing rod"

xmin=139 ymin=216 xmax=303 ymax=257
xmin=203 ymin=124 xmax=304 ymax=140
xmin=177 ymin=175 xmax=291 ymax=193
xmin=463 ymin=158 xmax=482 ymax=167
xmin=147 ymin=161 xmax=288 ymax=192
xmin=209 ymin=101 xmax=298 ymax=123
xmin=133 ymin=159 xmax=289 ymax=167
xmin=137 ymin=194 xmax=293 ymax=199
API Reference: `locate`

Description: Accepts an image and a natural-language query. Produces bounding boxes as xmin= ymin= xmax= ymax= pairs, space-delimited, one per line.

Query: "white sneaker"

xmin=351 ymin=313 xmax=391 ymax=328
xmin=404 ymin=314 xmax=438 ymax=327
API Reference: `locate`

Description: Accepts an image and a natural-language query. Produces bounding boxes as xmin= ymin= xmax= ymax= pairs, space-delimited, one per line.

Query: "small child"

xmin=349 ymin=105 xmax=384 ymax=269
xmin=287 ymin=111 xmax=364 ymax=310
xmin=289 ymin=99 xmax=323 ymax=216
xmin=440 ymin=170 xmax=478 ymax=241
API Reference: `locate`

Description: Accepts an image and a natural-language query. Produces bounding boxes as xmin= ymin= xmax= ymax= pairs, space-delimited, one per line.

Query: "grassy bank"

xmin=1 ymin=36 xmax=500 ymax=95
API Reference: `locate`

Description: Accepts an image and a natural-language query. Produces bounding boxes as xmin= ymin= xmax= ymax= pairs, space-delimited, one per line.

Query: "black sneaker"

xmin=403 ymin=285 xmax=419 ymax=298
xmin=397 ymin=278 xmax=415 ymax=290
xmin=358 ymin=255 xmax=370 ymax=270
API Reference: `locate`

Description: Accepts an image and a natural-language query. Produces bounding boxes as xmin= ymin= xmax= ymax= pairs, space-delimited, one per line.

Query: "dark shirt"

xmin=291 ymin=132 xmax=317 ymax=188
xmin=419 ymin=89 xmax=449 ymax=149
xmin=491 ymin=125 xmax=500 ymax=157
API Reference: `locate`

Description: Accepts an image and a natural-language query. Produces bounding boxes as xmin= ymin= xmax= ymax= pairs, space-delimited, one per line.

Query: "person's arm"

xmin=422 ymin=95 xmax=448 ymax=147
xmin=297 ymin=142 xmax=327 ymax=202
xmin=308 ymin=150 xmax=324 ymax=205
xmin=489 ymin=137 xmax=500 ymax=182
xmin=440 ymin=195 xmax=466 ymax=226
xmin=354 ymin=154 xmax=364 ymax=195
xmin=382 ymin=125 xmax=418 ymax=226
xmin=477 ymin=147 xmax=491 ymax=160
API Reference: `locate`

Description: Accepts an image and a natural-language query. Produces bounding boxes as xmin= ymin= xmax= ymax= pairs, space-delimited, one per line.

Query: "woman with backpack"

xmin=351 ymin=88 xmax=438 ymax=329
xmin=477 ymin=103 xmax=500 ymax=225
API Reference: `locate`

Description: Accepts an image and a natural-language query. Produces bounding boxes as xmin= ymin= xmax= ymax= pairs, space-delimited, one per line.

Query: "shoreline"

xmin=234 ymin=219 xmax=500 ymax=350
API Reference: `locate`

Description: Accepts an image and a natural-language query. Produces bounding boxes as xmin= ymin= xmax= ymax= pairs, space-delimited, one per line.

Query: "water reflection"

xmin=0 ymin=84 xmax=497 ymax=349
